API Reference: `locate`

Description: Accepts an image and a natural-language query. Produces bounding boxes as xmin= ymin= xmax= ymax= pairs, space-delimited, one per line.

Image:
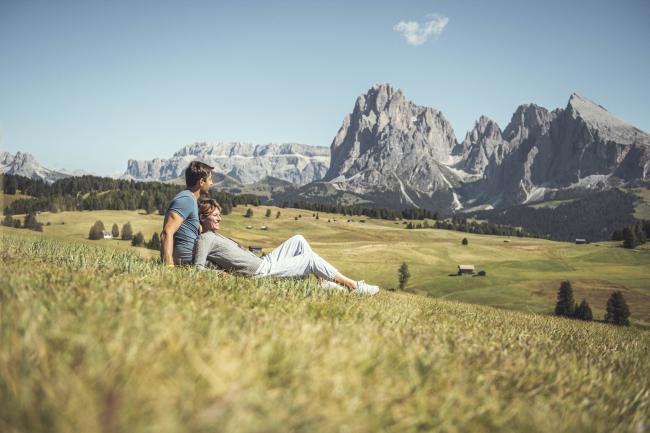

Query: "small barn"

xmin=575 ymin=239 xmax=587 ymax=244
xmin=249 ymin=245 xmax=263 ymax=254
xmin=102 ymin=231 xmax=113 ymax=239
xmin=457 ymin=264 xmax=475 ymax=275
xmin=260 ymin=225 xmax=268 ymax=230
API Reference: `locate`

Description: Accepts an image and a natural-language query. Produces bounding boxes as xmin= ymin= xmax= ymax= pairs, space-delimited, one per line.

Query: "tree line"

xmin=1 ymin=174 xmax=261 ymax=216
xmin=467 ymin=189 xmax=638 ymax=242
xmin=611 ymin=220 xmax=650 ymax=249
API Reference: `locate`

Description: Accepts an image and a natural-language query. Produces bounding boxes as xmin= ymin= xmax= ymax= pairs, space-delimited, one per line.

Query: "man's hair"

xmin=185 ymin=161 xmax=214 ymax=188
xmin=199 ymin=199 xmax=222 ymax=221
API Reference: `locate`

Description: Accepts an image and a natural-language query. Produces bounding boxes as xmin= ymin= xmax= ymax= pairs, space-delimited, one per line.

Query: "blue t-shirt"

xmin=166 ymin=189 xmax=199 ymax=262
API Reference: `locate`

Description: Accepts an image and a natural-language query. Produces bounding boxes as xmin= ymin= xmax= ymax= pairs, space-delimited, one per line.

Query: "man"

xmin=161 ymin=161 xmax=214 ymax=266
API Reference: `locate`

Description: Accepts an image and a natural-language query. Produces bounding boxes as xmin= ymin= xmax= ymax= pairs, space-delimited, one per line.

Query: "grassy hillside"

xmin=0 ymin=231 xmax=648 ymax=433
xmin=22 ymin=205 xmax=650 ymax=326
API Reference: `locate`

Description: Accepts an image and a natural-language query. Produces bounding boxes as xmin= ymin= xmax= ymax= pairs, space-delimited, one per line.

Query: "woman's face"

xmin=202 ymin=207 xmax=221 ymax=231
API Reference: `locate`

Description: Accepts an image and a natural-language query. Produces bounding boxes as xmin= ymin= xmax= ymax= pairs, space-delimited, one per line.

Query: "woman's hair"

xmin=199 ymin=199 xmax=221 ymax=221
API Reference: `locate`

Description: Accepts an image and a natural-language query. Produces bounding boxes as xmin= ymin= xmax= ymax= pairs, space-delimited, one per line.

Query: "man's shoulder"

xmin=171 ymin=189 xmax=194 ymax=202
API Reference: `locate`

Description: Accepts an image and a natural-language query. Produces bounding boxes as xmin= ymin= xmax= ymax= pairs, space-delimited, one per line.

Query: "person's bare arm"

xmin=161 ymin=211 xmax=184 ymax=266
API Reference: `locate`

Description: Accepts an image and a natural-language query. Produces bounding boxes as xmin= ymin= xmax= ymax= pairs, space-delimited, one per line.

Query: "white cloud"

xmin=393 ymin=14 xmax=449 ymax=46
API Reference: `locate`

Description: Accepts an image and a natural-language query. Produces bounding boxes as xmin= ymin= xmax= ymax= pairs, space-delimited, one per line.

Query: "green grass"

xmin=17 ymin=205 xmax=650 ymax=326
xmin=1 ymin=230 xmax=649 ymax=433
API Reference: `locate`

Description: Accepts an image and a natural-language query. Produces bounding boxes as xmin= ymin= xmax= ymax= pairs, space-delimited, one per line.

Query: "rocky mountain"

xmin=0 ymin=151 xmax=68 ymax=183
xmin=310 ymin=84 xmax=650 ymax=213
xmin=124 ymin=142 xmax=330 ymax=185
xmin=465 ymin=94 xmax=650 ymax=208
xmin=322 ymin=83 xmax=462 ymax=210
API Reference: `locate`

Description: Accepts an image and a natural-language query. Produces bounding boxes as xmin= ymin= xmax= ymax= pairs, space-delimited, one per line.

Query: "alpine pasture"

xmin=1 ymin=226 xmax=649 ymax=433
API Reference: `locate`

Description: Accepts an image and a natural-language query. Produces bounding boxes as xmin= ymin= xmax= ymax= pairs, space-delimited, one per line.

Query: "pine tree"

xmin=131 ymin=231 xmax=145 ymax=247
xmin=121 ymin=222 xmax=133 ymax=241
xmin=635 ymin=221 xmax=647 ymax=244
xmin=276 ymin=211 xmax=281 ymax=219
xmin=604 ymin=291 xmax=631 ymax=326
xmin=398 ymin=262 xmax=411 ymax=290
xmin=2 ymin=215 xmax=14 ymax=227
xmin=554 ymin=281 xmax=575 ymax=317
xmin=147 ymin=232 xmax=161 ymax=251
xmin=88 ymin=220 xmax=105 ymax=240
xmin=244 ymin=208 xmax=253 ymax=218
xmin=462 ymin=237 xmax=468 ymax=245
xmin=574 ymin=299 xmax=593 ymax=321
xmin=265 ymin=209 xmax=272 ymax=217
xmin=111 ymin=223 xmax=119 ymax=238
xmin=622 ymin=227 xmax=638 ymax=249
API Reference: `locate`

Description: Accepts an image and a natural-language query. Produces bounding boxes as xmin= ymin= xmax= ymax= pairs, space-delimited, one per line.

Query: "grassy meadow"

xmin=1 ymin=230 xmax=649 ymax=433
xmin=20 ymin=204 xmax=650 ymax=326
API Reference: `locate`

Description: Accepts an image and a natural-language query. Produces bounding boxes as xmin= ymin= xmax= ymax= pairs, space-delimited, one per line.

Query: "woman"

xmin=194 ymin=199 xmax=379 ymax=296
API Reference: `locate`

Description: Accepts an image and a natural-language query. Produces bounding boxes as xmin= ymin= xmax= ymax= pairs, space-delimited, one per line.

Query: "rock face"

xmin=0 ymin=152 xmax=67 ymax=183
xmin=471 ymin=94 xmax=650 ymax=207
xmin=320 ymin=85 xmax=650 ymax=212
xmin=323 ymin=83 xmax=461 ymax=210
xmin=124 ymin=142 xmax=330 ymax=185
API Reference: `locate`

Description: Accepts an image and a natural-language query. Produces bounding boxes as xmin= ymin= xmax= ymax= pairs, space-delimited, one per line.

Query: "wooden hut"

xmin=457 ymin=264 xmax=475 ymax=275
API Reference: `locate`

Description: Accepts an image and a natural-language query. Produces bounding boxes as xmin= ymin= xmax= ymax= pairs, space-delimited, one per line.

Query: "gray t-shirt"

xmin=166 ymin=189 xmax=199 ymax=263
xmin=194 ymin=231 xmax=263 ymax=276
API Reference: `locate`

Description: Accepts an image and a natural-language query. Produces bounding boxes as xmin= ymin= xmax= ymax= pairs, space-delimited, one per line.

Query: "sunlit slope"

xmin=0 ymin=232 xmax=648 ymax=433
xmin=18 ymin=204 xmax=650 ymax=325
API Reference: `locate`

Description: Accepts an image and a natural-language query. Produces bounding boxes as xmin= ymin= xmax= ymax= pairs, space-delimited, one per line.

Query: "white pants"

xmin=254 ymin=235 xmax=339 ymax=280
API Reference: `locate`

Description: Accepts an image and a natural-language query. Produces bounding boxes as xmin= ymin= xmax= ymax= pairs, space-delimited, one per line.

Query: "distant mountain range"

xmin=1 ymin=151 xmax=68 ymax=183
xmin=123 ymin=142 xmax=330 ymax=185
xmin=6 ymin=83 xmax=649 ymax=217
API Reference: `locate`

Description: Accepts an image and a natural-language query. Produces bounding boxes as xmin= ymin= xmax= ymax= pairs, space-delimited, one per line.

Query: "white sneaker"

xmin=354 ymin=280 xmax=379 ymax=296
xmin=317 ymin=280 xmax=347 ymax=292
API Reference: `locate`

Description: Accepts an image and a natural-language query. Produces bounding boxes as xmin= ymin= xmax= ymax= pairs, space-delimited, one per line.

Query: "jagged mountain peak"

xmin=565 ymin=93 xmax=644 ymax=138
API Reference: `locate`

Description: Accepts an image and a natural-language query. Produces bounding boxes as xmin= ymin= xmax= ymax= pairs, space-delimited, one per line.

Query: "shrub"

xmin=554 ymin=281 xmax=575 ymax=317
xmin=245 ymin=208 xmax=253 ymax=218
xmin=276 ymin=211 xmax=281 ymax=219
xmin=604 ymin=291 xmax=630 ymax=326
xmin=398 ymin=262 xmax=410 ymax=290
xmin=462 ymin=238 xmax=468 ymax=245
xmin=265 ymin=209 xmax=271 ymax=218
xmin=88 ymin=221 xmax=105 ymax=240
xmin=111 ymin=223 xmax=120 ymax=238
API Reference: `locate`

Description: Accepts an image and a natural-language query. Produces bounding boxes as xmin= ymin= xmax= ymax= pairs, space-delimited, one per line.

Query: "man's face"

xmin=200 ymin=174 xmax=213 ymax=193
xmin=204 ymin=207 xmax=221 ymax=231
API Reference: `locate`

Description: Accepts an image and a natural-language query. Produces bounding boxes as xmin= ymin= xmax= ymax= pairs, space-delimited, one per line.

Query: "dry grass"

xmin=1 ymin=231 xmax=649 ymax=433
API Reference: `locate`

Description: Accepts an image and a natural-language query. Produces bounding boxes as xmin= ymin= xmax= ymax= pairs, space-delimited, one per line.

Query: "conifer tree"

xmin=147 ymin=232 xmax=161 ymax=251
xmin=462 ymin=237 xmax=468 ymax=245
xmin=88 ymin=220 xmax=105 ymax=240
xmin=265 ymin=209 xmax=272 ymax=217
xmin=398 ymin=262 xmax=411 ymax=290
xmin=554 ymin=281 xmax=575 ymax=317
xmin=604 ymin=291 xmax=631 ymax=326
xmin=276 ymin=211 xmax=281 ymax=219
xmin=574 ymin=299 xmax=593 ymax=321
xmin=2 ymin=215 xmax=14 ymax=227
xmin=121 ymin=222 xmax=133 ymax=241
xmin=131 ymin=231 xmax=145 ymax=247
xmin=111 ymin=223 xmax=119 ymax=238
xmin=244 ymin=208 xmax=253 ymax=218
xmin=622 ymin=227 xmax=638 ymax=249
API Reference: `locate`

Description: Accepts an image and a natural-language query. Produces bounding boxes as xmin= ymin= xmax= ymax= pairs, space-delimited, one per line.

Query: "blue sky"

xmin=1 ymin=0 xmax=649 ymax=175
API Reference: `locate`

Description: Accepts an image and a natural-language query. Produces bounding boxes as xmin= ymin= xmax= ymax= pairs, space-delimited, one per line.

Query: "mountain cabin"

xmin=458 ymin=264 xmax=475 ymax=275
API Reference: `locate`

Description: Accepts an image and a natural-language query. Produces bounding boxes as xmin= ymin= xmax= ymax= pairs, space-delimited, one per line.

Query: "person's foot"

xmin=354 ymin=280 xmax=379 ymax=296
xmin=317 ymin=280 xmax=347 ymax=292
